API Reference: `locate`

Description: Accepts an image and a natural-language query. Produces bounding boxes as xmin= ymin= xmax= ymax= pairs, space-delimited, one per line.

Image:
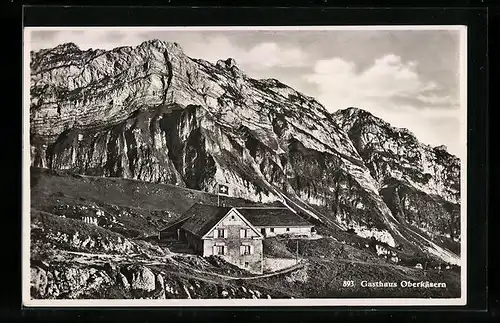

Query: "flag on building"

xmin=218 ymin=184 xmax=229 ymax=196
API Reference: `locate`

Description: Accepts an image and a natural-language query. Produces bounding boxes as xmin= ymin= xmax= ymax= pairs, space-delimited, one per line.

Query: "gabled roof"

xmin=179 ymin=204 xmax=313 ymax=238
xmin=200 ymin=208 xmax=264 ymax=240
xmin=234 ymin=207 xmax=313 ymax=227
xmin=180 ymin=204 xmax=232 ymax=237
xmin=159 ymin=214 xmax=193 ymax=232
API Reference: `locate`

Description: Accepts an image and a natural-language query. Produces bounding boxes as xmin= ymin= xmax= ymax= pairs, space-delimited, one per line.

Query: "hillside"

xmin=29 ymin=170 xmax=460 ymax=299
xmin=31 ymin=167 xmax=276 ymax=238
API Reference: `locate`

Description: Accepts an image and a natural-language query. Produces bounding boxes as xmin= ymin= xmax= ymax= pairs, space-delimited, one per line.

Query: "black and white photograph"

xmin=23 ymin=26 xmax=467 ymax=306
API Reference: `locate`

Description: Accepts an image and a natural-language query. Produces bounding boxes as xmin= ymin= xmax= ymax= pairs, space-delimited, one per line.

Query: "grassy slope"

xmin=31 ymin=167 xmax=276 ymax=238
xmin=30 ymin=209 xmax=169 ymax=259
xmin=254 ymin=236 xmax=460 ymax=298
xmin=250 ymin=257 xmax=461 ymax=298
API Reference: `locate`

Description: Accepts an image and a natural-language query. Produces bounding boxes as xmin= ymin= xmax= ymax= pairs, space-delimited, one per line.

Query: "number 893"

xmin=342 ymin=280 xmax=355 ymax=287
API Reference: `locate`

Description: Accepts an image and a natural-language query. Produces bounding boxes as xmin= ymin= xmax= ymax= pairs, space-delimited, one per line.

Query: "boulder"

xmin=117 ymin=272 xmax=130 ymax=290
xmin=30 ymin=267 xmax=48 ymax=298
xmin=130 ymin=266 xmax=156 ymax=292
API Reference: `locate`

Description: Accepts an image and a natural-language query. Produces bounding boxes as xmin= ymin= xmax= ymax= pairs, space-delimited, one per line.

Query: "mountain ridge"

xmin=29 ymin=39 xmax=461 ymax=265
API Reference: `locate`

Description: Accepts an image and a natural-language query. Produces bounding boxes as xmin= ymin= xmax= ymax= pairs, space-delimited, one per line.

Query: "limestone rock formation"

xmin=331 ymin=107 xmax=461 ymax=241
xmin=29 ymin=39 xmax=461 ymax=264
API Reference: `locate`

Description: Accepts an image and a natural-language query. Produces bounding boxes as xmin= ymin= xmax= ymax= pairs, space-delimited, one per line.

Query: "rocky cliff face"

xmin=331 ymin=108 xmax=461 ymax=242
xmin=29 ymin=40 xmax=461 ymax=264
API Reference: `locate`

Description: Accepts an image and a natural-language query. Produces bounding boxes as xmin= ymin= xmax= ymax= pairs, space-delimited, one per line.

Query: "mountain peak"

xmin=334 ymin=107 xmax=423 ymax=143
xmin=334 ymin=107 xmax=386 ymax=126
xmin=52 ymin=42 xmax=81 ymax=52
xmin=137 ymin=39 xmax=184 ymax=53
xmin=343 ymin=106 xmax=372 ymax=116
xmin=140 ymin=38 xmax=166 ymax=47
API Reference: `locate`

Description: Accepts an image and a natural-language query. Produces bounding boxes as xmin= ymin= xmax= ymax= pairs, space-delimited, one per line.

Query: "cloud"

xmin=306 ymin=54 xmax=451 ymax=105
xmin=29 ymin=30 xmax=138 ymax=51
xmin=245 ymin=42 xmax=307 ymax=68
xmin=179 ymin=36 xmax=309 ymax=71
xmin=305 ymin=54 xmax=463 ymax=156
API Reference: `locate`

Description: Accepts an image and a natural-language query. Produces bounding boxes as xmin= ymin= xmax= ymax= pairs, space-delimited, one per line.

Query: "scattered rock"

xmin=117 ymin=273 xmax=130 ymax=290
xmin=130 ymin=266 xmax=156 ymax=292
xmin=155 ymin=274 xmax=165 ymax=299
xmin=103 ymin=262 xmax=117 ymax=277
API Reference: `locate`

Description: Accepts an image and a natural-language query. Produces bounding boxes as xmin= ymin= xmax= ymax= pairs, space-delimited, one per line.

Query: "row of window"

xmin=214 ymin=227 xmax=294 ymax=238
xmin=264 ymin=228 xmax=291 ymax=233
xmin=214 ymin=228 xmax=252 ymax=238
xmin=213 ymin=244 xmax=253 ymax=256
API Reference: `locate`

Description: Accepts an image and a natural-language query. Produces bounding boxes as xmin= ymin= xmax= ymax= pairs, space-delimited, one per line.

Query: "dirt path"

xmin=64 ymin=250 xmax=141 ymax=257
xmin=50 ymin=248 xmax=434 ymax=286
xmin=230 ymin=262 xmax=305 ymax=280
xmin=333 ymin=257 xmax=401 ymax=268
xmin=169 ymin=259 xmax=304 ymax=281
xmin=55 ymin=249 xmax=307 ymax=282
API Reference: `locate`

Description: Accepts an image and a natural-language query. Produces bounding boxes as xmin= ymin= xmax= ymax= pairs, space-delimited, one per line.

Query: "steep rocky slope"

xmin=331 ymin=108 xmax=461 ymax=245
xmin=29 ymin=40 xmax=461 ymax=264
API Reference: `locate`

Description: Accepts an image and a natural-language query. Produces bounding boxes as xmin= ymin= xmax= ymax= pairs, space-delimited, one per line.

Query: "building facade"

xmin=159 ymin=203 xmax=314 ymax=274
xmin=256 ymin=225 xmax=314 ymax=238
xmin=81 ymin=215 xmax=98 ymax=226
xmin=198 ymin=208 xmax=263 ymax=273
xmin=236 ymin=207 xmax=315 ymax=238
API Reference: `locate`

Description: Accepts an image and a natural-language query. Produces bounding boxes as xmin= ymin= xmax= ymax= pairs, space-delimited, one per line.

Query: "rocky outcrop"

xmin=30 ymin=262 xmax=114 ymax=299
xmin=30 ymin=261 xmax=276 ymax=300
xmin=30 ymin=209 xmax=168 ymax=256
xmin=29 ymin=40 xmax=461 ymax=263
xmin=331 ymin=108 xmax=461 ymax=240
xmin=127 ymin=265 xmax=156 ymax=292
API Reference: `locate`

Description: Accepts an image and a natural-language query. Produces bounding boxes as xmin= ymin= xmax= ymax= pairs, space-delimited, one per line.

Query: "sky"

xmin=27 ymin=27 xmax=466 ymax=157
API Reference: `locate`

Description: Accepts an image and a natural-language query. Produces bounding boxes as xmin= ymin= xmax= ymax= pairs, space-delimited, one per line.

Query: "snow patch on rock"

xmin=354 ymin=226 xmax=396 ymax=247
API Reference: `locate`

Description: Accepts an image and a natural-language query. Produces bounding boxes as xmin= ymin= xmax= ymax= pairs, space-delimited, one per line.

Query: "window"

xmin=240 ymin=245 xmax=251 ymax=255
xmin=215 ymin=245 xmax=225 ymax=255
xmin=244 ymin=262 xmax=249 ymax=267
xmin=231 ymin=215 xmax=235 ymax=220
xmin=240 ymin=229 xmax=248 ymax=238
xmin=270 ymin=228 xmax=275 ymax=233
xmin=217 ymin=229 xmax=225 ymax=238
xmin=286 ymin=228 xmax=290 ymax=232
